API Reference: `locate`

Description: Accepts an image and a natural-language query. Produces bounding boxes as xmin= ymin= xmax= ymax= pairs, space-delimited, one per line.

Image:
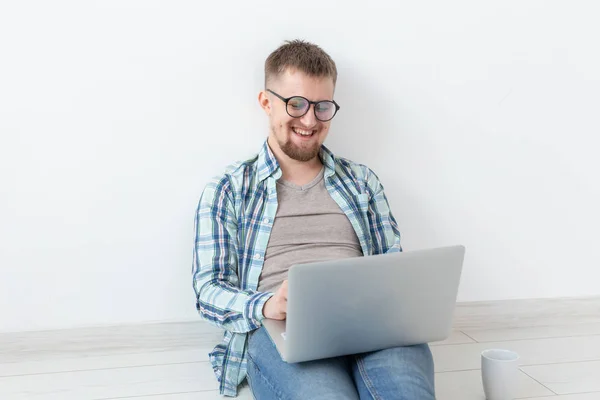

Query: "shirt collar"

xmin=257 ymin=139 xmax=337 ymax=183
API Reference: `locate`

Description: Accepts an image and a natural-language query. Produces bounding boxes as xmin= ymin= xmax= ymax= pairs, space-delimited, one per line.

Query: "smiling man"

xmin=192 ymin=40 xmax=435 ymax=399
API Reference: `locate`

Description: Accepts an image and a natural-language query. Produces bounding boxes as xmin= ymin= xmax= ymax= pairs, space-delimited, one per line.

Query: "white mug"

xmin=481 ymin=349 xmax=520 ymax=400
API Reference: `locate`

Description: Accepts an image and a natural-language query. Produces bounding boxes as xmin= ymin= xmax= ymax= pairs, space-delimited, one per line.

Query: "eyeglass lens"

xmin=287 ymin=97 xmax=336 ymax=121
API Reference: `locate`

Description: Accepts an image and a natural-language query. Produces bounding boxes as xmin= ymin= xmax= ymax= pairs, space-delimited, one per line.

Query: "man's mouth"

xmin=292 ymin=127 xmax=316 ymax=137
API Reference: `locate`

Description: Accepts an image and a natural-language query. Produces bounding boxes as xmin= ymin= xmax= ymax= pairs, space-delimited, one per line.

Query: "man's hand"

xmin=262 ymin=280 xmax=288 ymax=320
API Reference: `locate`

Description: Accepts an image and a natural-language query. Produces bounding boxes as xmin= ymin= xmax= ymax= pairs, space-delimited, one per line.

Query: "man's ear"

xmin=258 ymin=90 xmax=271 ymax=116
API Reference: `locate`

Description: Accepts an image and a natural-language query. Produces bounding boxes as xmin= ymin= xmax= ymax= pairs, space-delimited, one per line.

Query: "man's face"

xmin=260 ymin=69 xmax=335 ymax=162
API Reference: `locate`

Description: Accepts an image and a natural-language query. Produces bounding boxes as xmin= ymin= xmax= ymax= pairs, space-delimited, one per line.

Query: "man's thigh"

xmin=246 ymin=327 xmax=359 ymax=400
xmin=352 ymin=343 xmax=435 ymax=400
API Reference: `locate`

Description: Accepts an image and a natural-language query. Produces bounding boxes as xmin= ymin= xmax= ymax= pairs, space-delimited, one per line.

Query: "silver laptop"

xmin=262 ymin=245 xmax=465 ymax=363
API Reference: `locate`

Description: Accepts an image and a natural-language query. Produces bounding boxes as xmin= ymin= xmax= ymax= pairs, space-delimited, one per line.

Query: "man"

xmin=192 ymin=40 xmax=434 ymax=399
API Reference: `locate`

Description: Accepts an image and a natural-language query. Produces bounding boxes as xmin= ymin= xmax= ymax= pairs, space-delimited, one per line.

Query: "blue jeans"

xmin=246 ymin=327 xmax=435 ymax=400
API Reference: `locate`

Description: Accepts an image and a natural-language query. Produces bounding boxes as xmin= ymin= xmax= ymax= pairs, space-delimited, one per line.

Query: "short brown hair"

xmin=264 ymin=39 xmax=338 ymax=88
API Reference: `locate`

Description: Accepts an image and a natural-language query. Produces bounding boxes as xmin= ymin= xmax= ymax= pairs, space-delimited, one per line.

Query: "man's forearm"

xmin=195 ymin=278 xmax=274 ymax=333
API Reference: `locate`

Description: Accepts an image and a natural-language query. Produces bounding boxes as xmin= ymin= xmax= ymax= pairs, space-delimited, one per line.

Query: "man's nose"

xmin=299 ymin=104 xmax=317 ymax=127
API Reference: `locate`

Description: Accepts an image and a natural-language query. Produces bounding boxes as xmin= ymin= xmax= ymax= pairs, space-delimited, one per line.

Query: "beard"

xmin=272 ymin=124 xmax=321 ymax=162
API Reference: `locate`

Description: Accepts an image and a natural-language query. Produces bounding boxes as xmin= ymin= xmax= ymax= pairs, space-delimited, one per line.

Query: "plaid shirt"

xmin=192 ymin=140 xmax=402 ymax=397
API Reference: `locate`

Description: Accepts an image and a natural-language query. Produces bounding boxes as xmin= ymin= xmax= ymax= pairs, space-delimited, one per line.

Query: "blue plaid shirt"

xmin=192 ymin=140 xmax=402 ymax=396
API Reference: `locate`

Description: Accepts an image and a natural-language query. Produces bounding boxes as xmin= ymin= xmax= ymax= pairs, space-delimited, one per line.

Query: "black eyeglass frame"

xmin=266 ymin=89 xmax=340 ymax=122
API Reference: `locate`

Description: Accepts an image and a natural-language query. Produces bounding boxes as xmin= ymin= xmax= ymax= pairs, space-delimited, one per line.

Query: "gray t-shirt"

xmin=257 ymin=167 xmax=364 ymax=293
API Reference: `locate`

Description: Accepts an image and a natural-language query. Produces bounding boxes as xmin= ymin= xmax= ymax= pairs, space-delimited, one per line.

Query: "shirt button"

xmin=263 ymin=217 xmax=270 ymax=224
xmin=254 ymin=253 xmax=262 ymax=260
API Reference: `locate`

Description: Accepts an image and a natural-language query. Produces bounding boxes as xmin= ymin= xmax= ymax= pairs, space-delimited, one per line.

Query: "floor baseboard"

xmin=1 ymin=296 xmax=599 ymax=362
xmin=453 ymin=295 xmax=600 ymax=330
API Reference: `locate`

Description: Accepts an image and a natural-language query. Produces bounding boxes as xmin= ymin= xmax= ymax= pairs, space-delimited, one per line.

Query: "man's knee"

xmin=354 ymin=344 xmax=435 ymax=400
xmin=246 ymin=329 xmax=359 ymax=400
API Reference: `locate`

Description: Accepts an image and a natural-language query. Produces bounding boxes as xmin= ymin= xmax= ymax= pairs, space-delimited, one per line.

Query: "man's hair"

xmin=264 ymin=39 xmax=338 ymax=88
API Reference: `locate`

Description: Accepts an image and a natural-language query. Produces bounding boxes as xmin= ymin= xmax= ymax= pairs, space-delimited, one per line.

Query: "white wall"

xmin=1 ymin=0 xmax=599 ymax=333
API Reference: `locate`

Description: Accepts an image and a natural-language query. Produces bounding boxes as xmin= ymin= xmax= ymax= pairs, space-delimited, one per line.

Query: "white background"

xmin=1 ymin=0 xmax=599 ymax=332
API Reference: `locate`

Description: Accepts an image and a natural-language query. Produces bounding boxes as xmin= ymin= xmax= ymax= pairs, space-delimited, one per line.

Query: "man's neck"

xmin=267 ymin=137 xmax=324 ymax=186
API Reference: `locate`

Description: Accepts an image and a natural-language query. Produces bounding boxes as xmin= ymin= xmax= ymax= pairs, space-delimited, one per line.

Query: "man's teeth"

xmin=293 ymin=127 xmax=314 ymax=136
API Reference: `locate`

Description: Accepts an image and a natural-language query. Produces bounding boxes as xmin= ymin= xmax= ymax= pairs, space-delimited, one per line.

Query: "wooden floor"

xmin=1 ymin=298 xmax=600 ymax=399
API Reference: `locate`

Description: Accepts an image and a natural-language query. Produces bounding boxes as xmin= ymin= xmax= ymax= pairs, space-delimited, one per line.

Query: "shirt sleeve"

xmin=192 ymin=175 xmax=273 ymax=333
xmin=364 ymin=168 xmax=403 ymax=254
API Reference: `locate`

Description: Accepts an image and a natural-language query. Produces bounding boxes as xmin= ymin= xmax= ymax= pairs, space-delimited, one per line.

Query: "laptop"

xmin=262 ymin=245 xmax=465 ymax=363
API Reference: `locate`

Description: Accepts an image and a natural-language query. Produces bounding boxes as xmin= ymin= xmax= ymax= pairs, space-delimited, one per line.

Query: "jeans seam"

xmin=247 ymin=351 xmax=286 ymax=400
xmin=355 ymin=356 xmax=382 ymax=400
xmin=245 ymin=372 xmax=258 ymax=400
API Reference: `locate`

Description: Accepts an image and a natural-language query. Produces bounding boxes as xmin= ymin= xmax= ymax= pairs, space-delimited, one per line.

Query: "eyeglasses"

xmin=266 ymin=89 xmax=340 ymax=122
